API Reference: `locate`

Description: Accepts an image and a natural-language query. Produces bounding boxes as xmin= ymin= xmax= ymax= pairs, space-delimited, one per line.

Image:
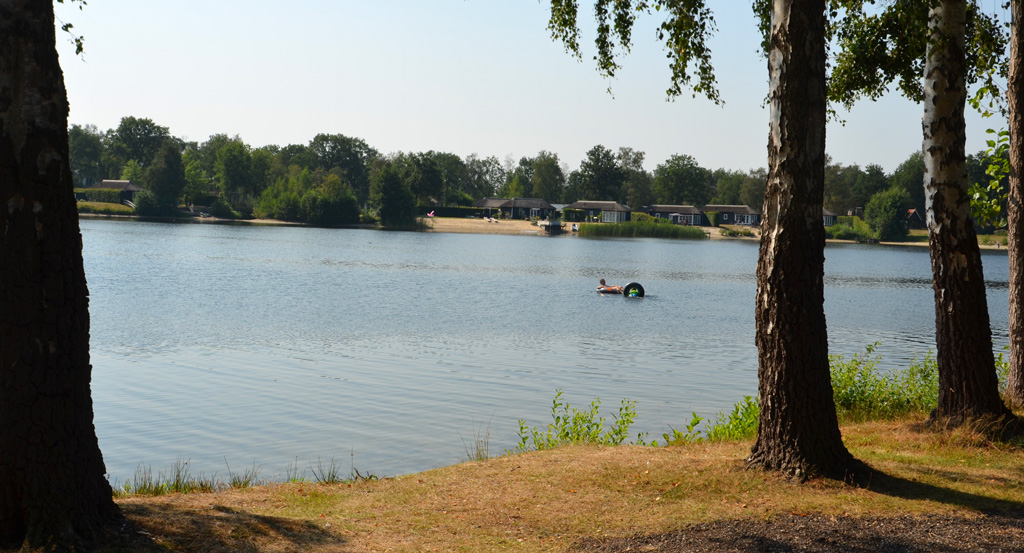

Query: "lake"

xmin=80 ymin=219 xmax=1010 ymax=484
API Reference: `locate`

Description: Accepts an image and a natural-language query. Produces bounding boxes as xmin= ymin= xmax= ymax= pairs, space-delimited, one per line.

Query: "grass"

xmin=77 ymin=201 xmax=134 ymax=215
xmin=225 ymin=459 xmax=264 ymax=489
xmin=114 ymin=459 xmax=219 ymax=497
xmin=460 ymin=416 xmax=493 ymax=461
xmin=105 ymin=416 xmax=1024 ymax=553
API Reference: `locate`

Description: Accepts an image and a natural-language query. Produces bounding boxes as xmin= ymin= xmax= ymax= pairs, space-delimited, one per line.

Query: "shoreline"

xmin=78 ymin=213 xmax=1009 ymax=250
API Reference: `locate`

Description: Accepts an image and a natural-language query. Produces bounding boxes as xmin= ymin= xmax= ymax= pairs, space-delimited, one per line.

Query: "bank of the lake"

xmin=105 ymin=417 xmax=1024 ymax=553
xmin=80 ymin=211 xmax=1011 ymax=250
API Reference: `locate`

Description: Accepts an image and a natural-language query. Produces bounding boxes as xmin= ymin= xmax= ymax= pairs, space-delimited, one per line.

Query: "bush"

xmin=562 ymin=208 xmax=584 ymax=222
xmin=658 ymin=396 xmax=759 ymax=446
xmin=721 ymin=227 xmax=755 ymax=237
xmin=825 ymin=216 xmax=874 ymax=241
xmin=630 ymin=212 xmax=665 ymax=224
xmin=133 ymin=189 xmax=169 ymax=216
xmin=74 ymin=188 xmax=123 ymax=204
xmin=209 ymin=197 xmax=236 ymax=219
xmin=657 ymin=343 xmax=944 ymax=446
xmin=301 ymin=189 xmax=360 ymax=227
xmin=705 ymin=211 xmax=721 ymax=227
xmin=511 ymin=390 xmax=644 ymax=452
xmin=830 ymin=343 xmax=938 ymax=421
xmin=865 ymin=186 xmax=911 ymax=241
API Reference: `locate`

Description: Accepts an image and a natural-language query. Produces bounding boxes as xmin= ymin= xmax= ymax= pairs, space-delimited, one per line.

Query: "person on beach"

xmin=598 ymin=279 xmax=623 ymax=293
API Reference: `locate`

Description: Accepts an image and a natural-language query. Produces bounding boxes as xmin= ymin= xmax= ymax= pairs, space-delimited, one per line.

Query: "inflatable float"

xmin=597 ymin=282 xmax=645 ymax=298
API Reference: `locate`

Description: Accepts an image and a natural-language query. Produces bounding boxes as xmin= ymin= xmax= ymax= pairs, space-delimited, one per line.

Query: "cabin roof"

xmin=564 ymin=200 xmax=631 ymax=212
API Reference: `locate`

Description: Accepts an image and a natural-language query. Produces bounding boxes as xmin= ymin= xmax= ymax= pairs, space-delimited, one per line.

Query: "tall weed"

xmin=830 ymin=344 xmax=938 ymax=421
xmin=657 ymin=396 xmax=759 ymax=446
xmin=511 ymin=389 xmax=645 ymax=453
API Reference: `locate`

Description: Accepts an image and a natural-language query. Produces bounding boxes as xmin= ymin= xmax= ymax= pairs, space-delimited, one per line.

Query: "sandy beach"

xmin=421 ymin=217 xmax=553 ymax=235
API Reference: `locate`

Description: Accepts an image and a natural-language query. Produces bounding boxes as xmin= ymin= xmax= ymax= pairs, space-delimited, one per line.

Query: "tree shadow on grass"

xmin=98 ymin=502 xmax=349 ymax=553
xmin=576 ymin=512 xmax=1024 ymax=553
xmin=860 ymin=464 xmax=1024 ymax=514
xmin=578 ymin=464 xmax=1024 ymax=553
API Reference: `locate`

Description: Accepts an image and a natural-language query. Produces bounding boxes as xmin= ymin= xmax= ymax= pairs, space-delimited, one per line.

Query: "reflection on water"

xmin=81 ymin=220 xmax=1010 ymax=482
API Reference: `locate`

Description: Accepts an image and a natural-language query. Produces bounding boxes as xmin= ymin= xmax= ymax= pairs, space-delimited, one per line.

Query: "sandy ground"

xmin=421 ymin=217 xmax=555 ymax=235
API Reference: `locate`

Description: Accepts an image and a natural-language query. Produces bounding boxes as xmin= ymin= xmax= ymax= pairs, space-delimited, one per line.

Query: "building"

xmin=703 ymin=204 xmax=761 ymax=226
xmin=471 ymin=198 xmax=556 ymax=219
xmin=562 ymin=200 xmax=632 ymax=223
xmin=646 ymin=204 xmax=704 ymax=225
xmin=822 ymin=208 xmax=837 ymax=227
xmin=92 ymin=179 xmax=143 ymax=204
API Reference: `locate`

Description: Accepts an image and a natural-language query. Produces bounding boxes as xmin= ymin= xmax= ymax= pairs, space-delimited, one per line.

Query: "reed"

xmin=576 ymin=221 xmax=708 ymax=239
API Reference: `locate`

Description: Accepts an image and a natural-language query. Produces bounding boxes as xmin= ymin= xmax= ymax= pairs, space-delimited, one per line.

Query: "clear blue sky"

xmin=55 ymin=0 xmax=1004 ymax=174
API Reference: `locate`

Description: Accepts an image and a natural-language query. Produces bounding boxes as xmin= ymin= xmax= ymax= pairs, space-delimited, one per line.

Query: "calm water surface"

xmin=81 ymin=219 xmax=1010 ymax=483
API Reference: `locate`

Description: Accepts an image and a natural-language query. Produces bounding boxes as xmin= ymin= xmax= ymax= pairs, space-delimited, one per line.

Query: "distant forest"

xmin=69 ymin=115 xmax=1005 ymax=227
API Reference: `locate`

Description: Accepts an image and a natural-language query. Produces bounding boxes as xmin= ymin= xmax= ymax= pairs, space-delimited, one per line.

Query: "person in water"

xmin=598 ymin=279 xmax=623 ymax=293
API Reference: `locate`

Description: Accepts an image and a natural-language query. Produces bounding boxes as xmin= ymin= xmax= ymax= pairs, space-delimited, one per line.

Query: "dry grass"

xmin=93 ymin=417 xmax=1024 ymax=553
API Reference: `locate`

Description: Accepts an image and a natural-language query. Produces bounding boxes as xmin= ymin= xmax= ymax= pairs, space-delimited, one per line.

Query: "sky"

xmin=54 ymin=0 xmax=1007 ymax=175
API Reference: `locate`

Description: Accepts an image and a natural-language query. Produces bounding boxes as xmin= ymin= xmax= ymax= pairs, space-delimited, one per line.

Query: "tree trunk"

xmin=922 ymin=0 xmax=1012 ymax=421
xmin=0 ymin=0 xmax=122 ymax=549
xmin=746 ymin=0 xmax=856 ymax=480
xmin=1005 ymin=0 xmax=1024 ymax=407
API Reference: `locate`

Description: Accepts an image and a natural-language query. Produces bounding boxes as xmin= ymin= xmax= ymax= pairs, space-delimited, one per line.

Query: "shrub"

xmin=75 ymin=188 xmax=123 ymax=204
xmin=830 ymin=343 xmax=938 ymax=421
xmin=658 ymin=396 xmax=759 ymax=446
xmin=705 ymin=211 xmax=721 ymax=226
xmin=133 ymin=189 xmax=168 ymax=216
xmin=511 ymin=389 xmax=645 ymax=453
xmin=658 ymin=344 xmax=945 ymax=447
xmin=562 ymin=208 xmax=584 ymax=222
xmin=865 ymin=186 xmax=911 ymax=241
xmin=720 ymin=227 xmax=755 ymax=237
xmin=209 ymin=197 xmax=236 ymax=219
xmin=630 ymin=212 xmax=665 ymax=224
xmin=825 ymin=216 xmax=874 ymax=241
xmin=704 ymin=396 xmax=759 ymax=441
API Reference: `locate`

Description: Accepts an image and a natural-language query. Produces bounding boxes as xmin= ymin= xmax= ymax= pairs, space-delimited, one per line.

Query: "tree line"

xmin=69 ymin=116 xmax=1009 ymax=231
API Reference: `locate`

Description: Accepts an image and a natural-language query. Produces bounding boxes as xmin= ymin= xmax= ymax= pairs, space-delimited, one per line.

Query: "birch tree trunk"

xmin=922 ymin=0 xmax=1011 ymax=421
xmin=746 ymin=0 xmax=857 ymax=479
xmin=0 ymin=0 xmax=123 ymax=548
xmin=1005 ymin=0 xmax=1024 ymax=407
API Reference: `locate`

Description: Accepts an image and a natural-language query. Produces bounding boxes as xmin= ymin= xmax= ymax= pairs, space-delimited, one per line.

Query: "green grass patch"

xmin=577 ymin=221 xmax=708 ymax=239
xmin=115 ymin=459 xmax=219 ymax=497
xmin=78 ymin=201 xmax=134 ymax=215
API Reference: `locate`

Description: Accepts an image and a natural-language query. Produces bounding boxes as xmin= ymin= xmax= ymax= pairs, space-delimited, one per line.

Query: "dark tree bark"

xmin=922 ymin=0 xmax=1013 ymax=421
xmin=1005 ymin=0 xmax=1024 ymax=407
xmin=746 ymin=0 xmax=857 ymax=479
xmin=0 ymin=0 xmax=122 ymax=549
